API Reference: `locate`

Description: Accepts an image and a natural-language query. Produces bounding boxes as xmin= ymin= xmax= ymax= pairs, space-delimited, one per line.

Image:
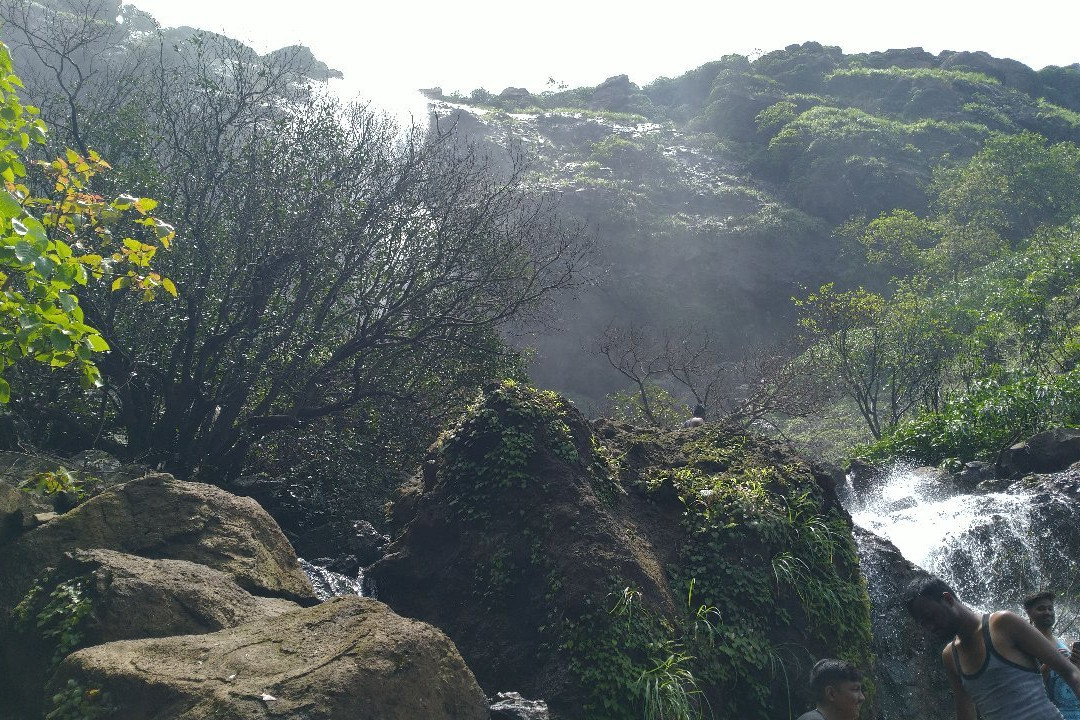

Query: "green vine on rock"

xmin=45 ymin=679 xmax=115 ymax=720
xmin=14 ymin=573 xmax=92 ymax=667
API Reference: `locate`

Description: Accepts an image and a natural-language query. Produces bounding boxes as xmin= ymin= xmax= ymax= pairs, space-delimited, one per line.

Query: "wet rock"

xmin=847 ymin=457 xmax=881 ymax=495
xmin=997 ymin=428 xmax=1080 ymax=478
xmin=293 ymin=519 xmax=389 ymax=575
xmin=955 ymin=460 xmax=994 ymax=491
xmin=50 ymin=596 xmax=488 ymax=720
xmin=490 ymin=691 xmax=549 ymax=719
xmin=854 ymin=527 xmax=952 ymax=720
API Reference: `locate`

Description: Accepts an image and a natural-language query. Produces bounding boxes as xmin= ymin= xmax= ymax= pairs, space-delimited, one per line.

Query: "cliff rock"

xmin=369 ymin=381 xmax=873 ymax=718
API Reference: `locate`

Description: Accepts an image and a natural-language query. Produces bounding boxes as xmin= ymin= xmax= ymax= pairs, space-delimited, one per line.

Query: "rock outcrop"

xmin=370 ymin=381 xmax=873 ymax=719
xmin=50 ymin=596 xmax=488 ymax=720
xmin=855 ymin=527 xmax=952 ymax=720
xmin=0 ymin=473 xmax=317 ymax=617
xmin=0 ymin=465 xmax=487 ymax=720
xmin=997 ymin=427 xmax=1080 ymax=478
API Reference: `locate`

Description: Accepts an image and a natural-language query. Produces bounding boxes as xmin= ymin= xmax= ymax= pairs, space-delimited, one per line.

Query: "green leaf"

xmin=21 ymin=216 xmax=46 ymax=244
xmin=0 ymin=189 xmax=21 ymax=219
xmin=12 ymin=240 xmax=34 ymax=263
xmin=49 ymin=329 xmax=71 ymax=351
xmin=85 ymin=334 xmax=109 ymax=352
xmin=0 ymin=377 xmax=9 ymax=403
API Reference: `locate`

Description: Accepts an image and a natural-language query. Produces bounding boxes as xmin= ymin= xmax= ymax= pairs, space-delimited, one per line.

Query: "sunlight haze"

xmin=128 ymin=0 xmax=1080 ymax=118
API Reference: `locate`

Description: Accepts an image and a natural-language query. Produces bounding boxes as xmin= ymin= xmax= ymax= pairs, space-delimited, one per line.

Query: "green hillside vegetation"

xmin=445 ymin=41 xmax=1080 ymax=466
xmin=5 ymin=0 xmax=1080 ymax=524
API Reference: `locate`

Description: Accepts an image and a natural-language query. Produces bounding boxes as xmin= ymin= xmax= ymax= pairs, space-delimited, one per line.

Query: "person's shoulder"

xmin=988 ymin=609 xmax=1028 ymax=632
xmin=795 ymin=710 xmax=825 ymax=720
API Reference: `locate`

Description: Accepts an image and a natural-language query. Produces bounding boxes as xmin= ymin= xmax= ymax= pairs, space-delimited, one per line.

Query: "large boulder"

xmin=369 ymin=381 xmax=873 ymax=719
xmin=371 ymin=384 xmax=677 ymax=715
xmin=28 ymin=549 xmax=300 ymax=643
xmin=0 ymin=473 xmax=317 ymax=618
xmin=588 ymin=74 xmax=634 ymax=112
xmin=48 ymin=596 xmax=489 ymax=720
xmin=3 ymin=549 xmax=300 ymax=716
xmin=997 ymin=428 xmax=1080 ymax=478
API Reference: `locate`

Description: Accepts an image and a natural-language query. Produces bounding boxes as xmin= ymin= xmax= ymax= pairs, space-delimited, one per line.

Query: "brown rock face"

xmin=50 ymin=596 xmax=489 ymax=720
xmin=0 ymin=473 xmax=317 ymax=617
xmin=3 ymin=549 xmax=301 ymax=717
xmin=45 ymin=549 xmax=301 ymax=642
xmin=369 ymin=386 xmax=678 ymax=713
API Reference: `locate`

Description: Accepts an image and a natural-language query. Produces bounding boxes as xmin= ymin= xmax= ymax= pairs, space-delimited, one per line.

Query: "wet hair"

xmin=902 ymin=575 xmax=956 ymax=613
xmin=809 ymin=658 xmax=862 ymax=701
xmin=1023 ymin=590 xmax=1055 ymax=610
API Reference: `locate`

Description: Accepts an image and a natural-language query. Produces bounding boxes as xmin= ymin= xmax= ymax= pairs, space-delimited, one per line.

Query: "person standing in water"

xmin=1024 ymin=590 xmax=1080 ymax=720
xmin=905 ymin=576 xmax=1080 ymax=720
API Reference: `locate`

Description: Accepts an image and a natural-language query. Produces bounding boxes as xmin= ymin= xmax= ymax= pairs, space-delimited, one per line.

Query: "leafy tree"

xmin=932 ymin=131 xmax=1080 ymax=246
xmin=795 ymin=281 xmax=955 ymax=439
xmin=0 ymin=37 xmax=172 ymax=404
xmin=1 ymin=16 xmax=587 ymax=489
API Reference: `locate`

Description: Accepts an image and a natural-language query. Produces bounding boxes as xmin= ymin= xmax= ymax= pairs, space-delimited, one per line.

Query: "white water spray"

xmin=298 ymin=557 xmax=366 ymax=600
xmin=848 ymin=464 xmax=1049 ymax=617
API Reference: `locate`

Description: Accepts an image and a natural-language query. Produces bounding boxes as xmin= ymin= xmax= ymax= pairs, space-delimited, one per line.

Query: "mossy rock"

xmin=371 ymin=382 xmax=874 ymax=719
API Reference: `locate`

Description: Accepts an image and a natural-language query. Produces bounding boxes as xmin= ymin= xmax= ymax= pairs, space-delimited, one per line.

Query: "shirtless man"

xmin=905 ymin=576 xmax=1080 ymax=720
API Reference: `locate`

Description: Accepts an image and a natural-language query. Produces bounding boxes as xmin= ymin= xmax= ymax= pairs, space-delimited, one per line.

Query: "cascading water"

xmin=846 ymin=463 xmax=1075 ymax=628
xmin=298 ymin=557 xmax=366 ymax=601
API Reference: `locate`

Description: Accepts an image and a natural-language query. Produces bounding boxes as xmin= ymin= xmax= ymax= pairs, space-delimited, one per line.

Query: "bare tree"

xmin=597 ymin=322 xmax=825 ymax=429
xmin=2 ymin=9 xmax=589 ymax=481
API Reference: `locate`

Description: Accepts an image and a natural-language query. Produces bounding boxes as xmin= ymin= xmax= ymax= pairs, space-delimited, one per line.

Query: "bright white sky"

xmin=128 ymin=0 xmax=1080 ymax=121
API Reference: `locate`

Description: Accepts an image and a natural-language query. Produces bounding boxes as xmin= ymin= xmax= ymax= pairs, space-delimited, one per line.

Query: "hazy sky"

xmin=128 ymin=0 xmax=1080 ymax=119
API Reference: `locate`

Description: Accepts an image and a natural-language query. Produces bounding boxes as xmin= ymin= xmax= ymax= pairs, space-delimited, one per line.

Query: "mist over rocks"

xmin=438 ymin=41 xmax=1080 ymax=410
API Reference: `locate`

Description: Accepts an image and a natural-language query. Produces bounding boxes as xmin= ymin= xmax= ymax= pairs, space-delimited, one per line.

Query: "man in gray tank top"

xmin=904 ymin=576 xmax=1080 ymax=720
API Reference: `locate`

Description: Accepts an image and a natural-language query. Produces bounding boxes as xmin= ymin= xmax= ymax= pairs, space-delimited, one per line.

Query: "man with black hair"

xmin=796 ymin=658 xmax=865 ymax=720
xmin=905 ymin=575 xmax=1080 ymax=720
xmin=1023 ymin=590 xmax=1080 ymax=720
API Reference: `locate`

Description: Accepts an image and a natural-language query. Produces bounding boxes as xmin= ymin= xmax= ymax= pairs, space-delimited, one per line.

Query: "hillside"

xmin=427 ymin=42 xmax=1080 ymax=409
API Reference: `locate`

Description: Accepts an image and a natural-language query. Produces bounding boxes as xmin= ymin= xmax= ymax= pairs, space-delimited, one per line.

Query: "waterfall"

xmin=298 ymin=557 xmax=366 ymax=600
xmin=847 ymin=464 xmax=1078 ymax=630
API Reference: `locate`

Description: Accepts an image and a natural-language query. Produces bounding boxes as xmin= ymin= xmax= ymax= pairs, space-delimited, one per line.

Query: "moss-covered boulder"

xmin=369 ymin=381 xmax=873 ymax=719
xmin=47 ymin=596 xmax=489 ymax=720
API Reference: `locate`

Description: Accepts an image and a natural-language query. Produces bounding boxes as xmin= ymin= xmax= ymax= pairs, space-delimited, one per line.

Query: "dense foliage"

xmin=440 ymin=38 xmax=1080 ymax=444
xmin=0 ymin=39 xmax=174 ymax=405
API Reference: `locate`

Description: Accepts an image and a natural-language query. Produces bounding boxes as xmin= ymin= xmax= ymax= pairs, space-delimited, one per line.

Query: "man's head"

xmin=808 ymin=658 xmax=864 ymax=720
xmin=1023 ymin=590 xmax=1056 ymax=632
xmin=903 ymin=575 xmax=963 ymax=638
